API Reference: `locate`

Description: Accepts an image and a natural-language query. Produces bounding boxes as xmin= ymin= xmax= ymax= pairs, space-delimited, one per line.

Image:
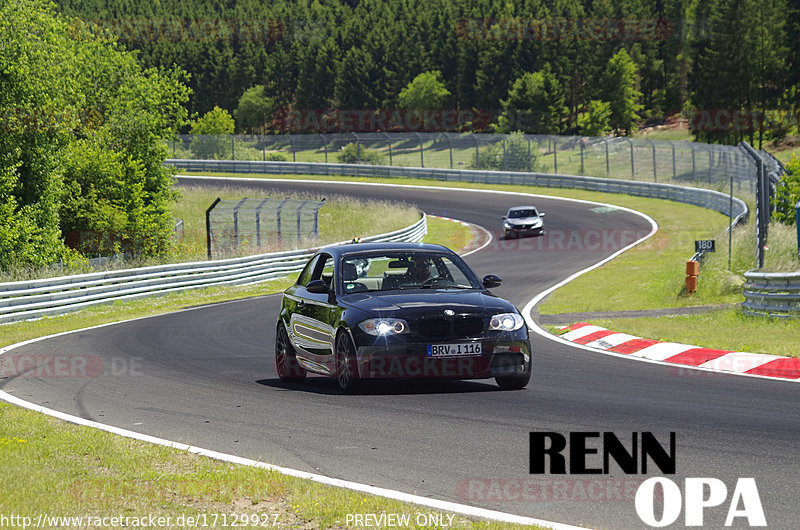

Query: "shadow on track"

xmin=256 ymin=377 xmax=512 ymax=396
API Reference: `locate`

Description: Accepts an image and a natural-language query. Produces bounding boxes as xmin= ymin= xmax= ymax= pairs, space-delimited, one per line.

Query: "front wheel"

xmin=275 ymin=323 xmax=306 ymax=382
xmin=495 ymin=364 xmax=531 ymax=390
xmin=335 ymin=332 xmax=359 ymax=392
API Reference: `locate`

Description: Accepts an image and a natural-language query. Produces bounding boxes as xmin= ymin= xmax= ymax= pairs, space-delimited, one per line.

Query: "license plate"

xmin=427 ymin=343 xmax=482 ymax=357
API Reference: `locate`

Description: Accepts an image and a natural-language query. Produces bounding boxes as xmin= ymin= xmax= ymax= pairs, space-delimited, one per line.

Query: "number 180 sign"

xmin=695 ymin=240 xmax=716 ymax=253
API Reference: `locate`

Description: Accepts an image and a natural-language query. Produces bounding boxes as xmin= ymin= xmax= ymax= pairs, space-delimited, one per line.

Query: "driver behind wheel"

xmin=406 ymin=258 xmax=432 ymax=284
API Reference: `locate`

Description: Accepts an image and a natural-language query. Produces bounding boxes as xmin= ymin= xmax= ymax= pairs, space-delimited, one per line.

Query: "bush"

xmin=470 ymin=132 xmax=538 ymax=171
xmin=265 ymin=152 xmax=288 ymax=161
xmin=337 ymin=143 xmax=385 ymax=165
xmin=774 ymin=155 xmax=800 ymax=225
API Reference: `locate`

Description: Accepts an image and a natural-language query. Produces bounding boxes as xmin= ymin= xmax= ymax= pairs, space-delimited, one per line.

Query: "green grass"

xmin=0 ymin=402 xmax=536 ymax=530
xmin=586 ymin=309 xmax=800 ymax=358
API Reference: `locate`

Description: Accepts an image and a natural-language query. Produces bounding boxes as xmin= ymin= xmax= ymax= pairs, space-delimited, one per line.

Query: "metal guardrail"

xmin=168 ymin=159 xmax=749 ymax=224
xmin=0 ymin=215 xmax=427 ymax=324
xmin=743 ymin=271 xmax=800 ymax=318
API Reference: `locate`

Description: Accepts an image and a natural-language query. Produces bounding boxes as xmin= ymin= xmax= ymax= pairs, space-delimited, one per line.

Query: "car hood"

xmin=506 ymin=216 xmax=541 ymax=225
xmin=339 ymin=289 xmax=516 ymax=316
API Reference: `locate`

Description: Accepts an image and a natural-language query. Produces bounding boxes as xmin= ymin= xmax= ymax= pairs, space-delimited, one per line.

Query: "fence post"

xmin=691 ymin=145 xmax=696 ymax=180
xmin=314 ymin=198 xmax=326 ymax=239
xmin=255 ymin=198 xmax=270 ymax=248
xmin=232 ymin=135 xmax=235 ymax=160
xmin=628 ymin=138 xmax=635 ymax=179
xmin=474 ymin=134 xmax=479 ymax=167
xmin=580 ymin=138 xmax=585 ymax=175
xmin=527 ymin=137 xmax=532 ymax=172
xmin=206 ymin=198 xmax=221 ymax=259
xmin=605 ymin=138 xmax=610 ymax=175
xmin=233 ymin=198 xmax=247 ymax=251
xmin=296 ymin=200 xmax=311 ymax=241
xmin=448 ymin=135 xmax=453 ymax=168
xmin=669 ymin=140 xmax=676 ymax=179
xmin=385 ymin=132 xmax=393 ymax=166
xmin=416 ymin=132 xmax=424 ymax=167
xmin=290 ymin=135 xmax=296 ymax=162
xmin=553 ymin=137 xmax=558 ymax=173
xmin=502 ymin=137 xmax=507 ymax=171
xmin=648 ymin=139 xmax=657 ymax=182
xmin=276 ymin=198 xmax=290 ymax=246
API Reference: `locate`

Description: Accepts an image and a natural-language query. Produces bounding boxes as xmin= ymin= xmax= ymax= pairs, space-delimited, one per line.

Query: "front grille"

xmin=414 ymin=316 xmax=484 ymax=339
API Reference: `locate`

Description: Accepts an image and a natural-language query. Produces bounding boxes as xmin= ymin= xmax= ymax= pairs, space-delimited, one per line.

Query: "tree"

xmin=235 ymin=85 xmax=274 ymax=134
xmin=578 ymin=100 xmax=612 ymax=137
xmin=190 ymin=106 xmax=235 ymax=159
xmin=397 ymin=71 xmax=451 ymax=110
xmin=496 ymin=65 xmax=568 ymax=134
xmin=600 ymin=49 xmax=643 ymax=135
xmin=1 ymin=0 xmax=189 ymax=268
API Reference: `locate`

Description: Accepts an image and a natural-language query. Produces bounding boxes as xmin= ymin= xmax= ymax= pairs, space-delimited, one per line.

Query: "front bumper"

xmin=504 ymin=226 xmax=543 ymax=237
xmin=354 ymin=339 xmax=531 ymax=380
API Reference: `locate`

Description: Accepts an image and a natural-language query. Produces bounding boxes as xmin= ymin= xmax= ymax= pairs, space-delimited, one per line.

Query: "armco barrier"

xmin=0 ymin=215 xmax=427 ymax=324
xmin=743 ymin=271 xmax=800 ymax=318
xmin=167 ymin=159 xmax=749 ymax=223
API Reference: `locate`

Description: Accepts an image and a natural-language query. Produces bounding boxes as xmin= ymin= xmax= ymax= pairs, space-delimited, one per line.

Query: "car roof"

xmin=508 ymin=205 xmax=538 ymax=212
xmin=317 ymin=241 xmax=453 ymax=258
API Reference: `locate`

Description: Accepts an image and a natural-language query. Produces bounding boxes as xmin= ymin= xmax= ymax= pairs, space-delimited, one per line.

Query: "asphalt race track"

xmin=3 ymin=177 xmax=799 ymax=529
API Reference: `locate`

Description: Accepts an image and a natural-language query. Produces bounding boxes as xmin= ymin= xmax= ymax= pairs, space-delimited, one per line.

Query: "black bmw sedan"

xmin=275 ymin=242 xmax=532 ymax=391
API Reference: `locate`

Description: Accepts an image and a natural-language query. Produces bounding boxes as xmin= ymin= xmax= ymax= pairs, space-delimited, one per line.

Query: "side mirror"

xmin=306 ymin=279 xmax=330 ymax=294
xmin=482 ymin=274 xmax=502 ymax=288
xmin=540 ymin=212 xmax=546 ymax=217
xmin=502 ymin=216 xmax=507 ymax=220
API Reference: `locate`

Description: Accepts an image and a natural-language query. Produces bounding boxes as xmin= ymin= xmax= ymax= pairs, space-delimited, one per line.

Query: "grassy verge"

xmin=0 ymin=403 xmax=533 ymax=530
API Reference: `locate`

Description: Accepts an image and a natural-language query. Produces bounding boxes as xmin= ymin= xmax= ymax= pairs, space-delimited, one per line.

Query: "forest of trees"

xmin=55 ymin=0 xmax=800 ymax=146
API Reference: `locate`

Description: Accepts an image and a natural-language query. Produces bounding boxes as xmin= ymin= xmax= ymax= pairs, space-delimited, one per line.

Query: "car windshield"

xmin=508 ymin=209 xmax=537 ymax=218
xmin=340 ymin=252 xmax=482 ymax=293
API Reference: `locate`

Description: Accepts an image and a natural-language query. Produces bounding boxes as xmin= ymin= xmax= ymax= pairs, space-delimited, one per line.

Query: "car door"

xmin=286 ymin=253 xmax=339 ymax=375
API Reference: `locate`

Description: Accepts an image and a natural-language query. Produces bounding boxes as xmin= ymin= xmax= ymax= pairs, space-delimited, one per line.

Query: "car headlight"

xmin=489 ymin=313 xmax=525 ymax=331
xmin=503 ymin=222 xmax=513 ymax=229
xmin=358 ymin=318 xmax=409 ymax=336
